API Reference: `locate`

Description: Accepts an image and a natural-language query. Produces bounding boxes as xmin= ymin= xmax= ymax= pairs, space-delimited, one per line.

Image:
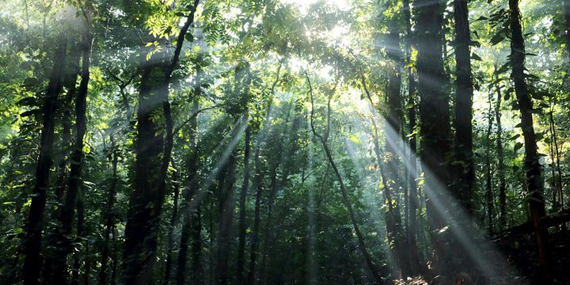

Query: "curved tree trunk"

xmin=44 ymin=30 xmax=93 ymax=285
xmin=509 ymin=0 xmax=552 ymax=281
xmin=307 ymin=74 xmax=386 ymax=285
xmin=124 ymin=2 xmax=199 ymax=283
xmin=22 ymin=35 xmax=67 ymax=285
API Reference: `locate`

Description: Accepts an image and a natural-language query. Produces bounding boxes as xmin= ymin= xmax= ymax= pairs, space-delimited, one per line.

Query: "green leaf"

xmin=490 ymin=33 xmax=505 ymax=45
xmin=514 ymin=142 xmax=524 ymax=152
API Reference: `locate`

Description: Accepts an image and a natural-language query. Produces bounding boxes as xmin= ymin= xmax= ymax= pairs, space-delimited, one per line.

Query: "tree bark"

xmin=176 ymin=95 xmax=200 ymax=285
xmin=99 ymin=137 xmax=119 ymax=285
xmin=246 ymin=63 xmax=282 ymax=285
xmin=453 ymin=0 xmax=475 ymax=213
xmin=162 ymin=162 xmax=181 ymax=285
xmin=22 ymin=36 xmax=66 ymax=285
xmin=237 ymin=126 xmax=251 ymax=285
xmin=403 ymin=0 xmax=421 ymax=274
xmin=307 ymin=74 xmax=386 ymax=285
xmin=44 ymin=30 xmax=93 ymax=285
xmin=124 ymin=2 xmax=199 ymax=283
xmin=415 ymin=0 xmax=451 ymax=273
xmin=509 ymin=0 xmax=552 ymax=281
xmin=494 ymin=70 xmax=507 ymax=230
xmin=485 ymin=93 xmax=494 ymax=233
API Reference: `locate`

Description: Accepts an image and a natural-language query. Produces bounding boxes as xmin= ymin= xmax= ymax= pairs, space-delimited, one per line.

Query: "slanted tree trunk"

xmin=548 ymin=105 xmax=563 ymax=211
xmin=453 ymin=0 xmax=475 ymax=213
xmin=493 ymin=69 xmax=507 ymax=230
xmin=124 ymin=2 xmax=199 ymax=283
xmin=307 ymin=74 xmax=386 ymax=285
xmin=415 ymin=0 xmax=451 ymax=274
xmin=44 ymin=29 xmax=93 ymax=285
xmin=237 ymin=125 xmax=251 ymax=285
xmin=22 ymin=36 xmax=67 ymax=285
xmin=509 ymin=0 xmax=552 ymax=281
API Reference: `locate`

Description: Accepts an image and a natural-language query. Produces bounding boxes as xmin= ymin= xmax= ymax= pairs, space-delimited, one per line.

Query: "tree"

xmin=452 ymin=0 xmax=475 ymax=213
xmin=414 ymin=0 xmax=451 ymax=273
xmin=508 ymin=0 xmax=552 ymax=281
xmin=22 ymin=34 xmax=67 ymax=285
xmin=123 ymin=1 xmax=200 ymax=283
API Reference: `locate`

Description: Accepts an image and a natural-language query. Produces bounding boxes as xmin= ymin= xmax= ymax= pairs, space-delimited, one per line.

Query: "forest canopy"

xmin=0 ymin=0 xmax=569 ymax=284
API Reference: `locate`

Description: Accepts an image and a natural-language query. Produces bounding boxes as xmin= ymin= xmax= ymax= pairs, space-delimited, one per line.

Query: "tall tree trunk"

xmin=72 ymin=193 xmax=86 ymax=285
xmin=383 ymin=19 xmax=412 ymax=278
xmin=485 ymin=93 xmax=494 ymax=233
xmin=22 ymin=36 xmax=67 ymax=285
xmin=191 ymin=203 xmax=204 ymax=285
xmin=453 ymin=0 xmax=475 ymax=213
xmin=162 ymin=162 xmax=181 ymax=285
xmin=237 ymin=126 xmax=251 ymax=285
xmin=415 ymin=0 xmax=451 ymax=274
xmin=246 ymin=63 xmax=282 ymax=285
xmin=124 ymin=2 xmax=199 ymax=283
xmin=509 ymin=0 xmax=552 ymax=281
xmin=55 ymin=48 xmax=80 ymax=203
xmin=176 ymin=95 xmax=200 ymax=285
xmin=403 ymin=0 xmax=421 ymax=274
xmin=307 ymin=74 xmax=386 ymax=285
xmin=494 ymin=70 xmax=507 ymax=230
xmin=99 ymin=137 xmax=119 ymax=285
xmin=548 ymin=106 xmax=564 ymax=211
xmin=246 ymin=147 xmax=263 ymax=285
xmin=44 ymin=30 xmax=93 ymax=285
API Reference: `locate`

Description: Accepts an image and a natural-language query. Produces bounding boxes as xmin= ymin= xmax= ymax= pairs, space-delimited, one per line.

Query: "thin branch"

xmin=173 ymin=104 xmax=221 ymax=135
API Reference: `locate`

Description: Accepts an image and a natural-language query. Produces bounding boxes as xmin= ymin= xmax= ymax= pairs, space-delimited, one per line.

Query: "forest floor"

xmin=395 ymin=227 xmax=570 ymax=285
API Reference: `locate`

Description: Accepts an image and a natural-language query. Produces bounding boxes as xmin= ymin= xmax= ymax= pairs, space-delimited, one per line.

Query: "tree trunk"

xmin=564 ymin=0 xmax=570 ymax=58
xmin=485 ymin=93 xmax=494 ymax=233
xmin=307 ymin=74 xmax=386 ymax=285
xmin=54 ymin=48 xmax=80 ymax=204
xmin=237 ymin=126 xmax=251 ymax=285
xmin=246 ymin=63 xmax=282 ymax=285
xmin=216 ymin=147 xmax=238 ymax=285
xmin=494 ymin=70 xmax=507 ymax=230
xmin=509 ymin=0 xmax=552 ymax=281
xmin=162 ymin=162 xmax=181 ymax=285
xmin=176 ymin=96 xmax=200 ymax=285
xmin=403 ymin=0 xmax=421 ymax=274
xmin=44 ymin=30 xmax=93 ymax=285
xmin=99 ymin=137 xmax=119 ymax=285
xmin=124 ymin=2 xmax=199 ymax=283
xmin=71 ymin=192 xmax=86 ymax=285
xmin=453 ymin=0 xmax=475 ymax=213
xmin=22 ymin=36 xmax=67 ymax=285
xmin=415 ymin=0 xmax=451 ymax=273
xmin=383 ymin=19 xmax=412 ymax=278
